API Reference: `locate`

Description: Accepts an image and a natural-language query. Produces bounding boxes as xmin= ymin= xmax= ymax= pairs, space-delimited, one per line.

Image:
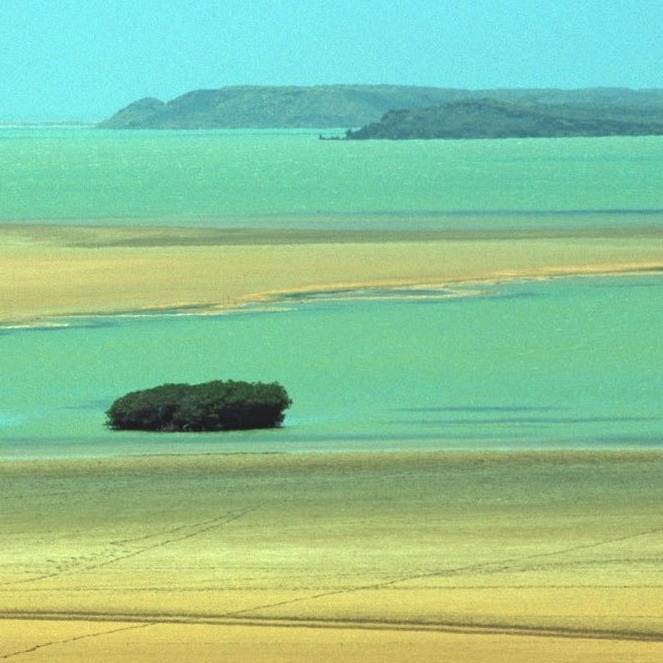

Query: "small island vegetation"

xmin=106 ymin=380 xmax=292 ymax=432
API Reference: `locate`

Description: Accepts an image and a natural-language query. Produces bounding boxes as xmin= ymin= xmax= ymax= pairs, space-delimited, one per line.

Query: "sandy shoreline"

xmin=1 ymin=450 xmax=662 ymax=661
xmin=1 ymin=222 xmax=661 ymax=325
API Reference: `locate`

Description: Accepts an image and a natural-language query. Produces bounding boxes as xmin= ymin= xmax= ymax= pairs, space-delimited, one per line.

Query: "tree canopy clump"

xmin=106 ymin=380 xmax=292 ymax=432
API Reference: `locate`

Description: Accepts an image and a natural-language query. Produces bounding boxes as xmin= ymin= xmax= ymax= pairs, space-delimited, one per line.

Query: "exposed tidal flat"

xmin=1 ymin=129 xmax=662 ymax=659
xmin=1 ymin=451 xmax=662 ymax=661
xmin=1 ymin=221 xmax=662 ymax=325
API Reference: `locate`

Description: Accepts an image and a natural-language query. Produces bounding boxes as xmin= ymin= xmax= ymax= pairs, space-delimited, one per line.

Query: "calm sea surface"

xmin=1 ymin=127 xmax=662 ymax=227
xmin=0 ymin=128 xmax=661 ymax=457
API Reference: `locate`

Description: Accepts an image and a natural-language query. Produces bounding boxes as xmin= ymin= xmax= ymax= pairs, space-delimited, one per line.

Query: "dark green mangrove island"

xmin=106 ymin=380 xmax=292 ymax=432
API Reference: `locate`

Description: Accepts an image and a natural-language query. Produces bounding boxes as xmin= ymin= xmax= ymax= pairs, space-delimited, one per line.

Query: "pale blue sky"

xmin=2 ymin=0 xmax=662 ymax=121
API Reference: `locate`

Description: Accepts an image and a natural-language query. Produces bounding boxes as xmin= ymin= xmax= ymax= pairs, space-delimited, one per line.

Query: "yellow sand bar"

xmin=1 ymin=224 xmax=661 ymax=324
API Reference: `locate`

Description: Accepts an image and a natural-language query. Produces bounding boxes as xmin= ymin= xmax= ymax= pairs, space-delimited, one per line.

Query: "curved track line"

xmin=0 ymin=623 xmax=151 ymax=660
xmin=219 ymin=524 xmax=663 ymax=618
xmin=0 ymin=612 xmax=661 ymax=644
xmin=2 ymin=506 xmax=260 ymax=587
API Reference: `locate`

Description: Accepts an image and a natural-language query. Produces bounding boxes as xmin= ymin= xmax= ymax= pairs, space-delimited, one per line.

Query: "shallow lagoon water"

xmin=1 ymin=128 xmax=662 ymax=228
xmin=1 ymin=274 xmax=660 ymax=458
xmin=1 ymin=129 xmax=662 ymax=458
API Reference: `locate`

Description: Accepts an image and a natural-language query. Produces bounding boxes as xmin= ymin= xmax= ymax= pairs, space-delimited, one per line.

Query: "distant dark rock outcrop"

xmin=99 ymin=85 xmax=663 ymax=131
xmin=345 ymin=98 xmax=663 ymax=140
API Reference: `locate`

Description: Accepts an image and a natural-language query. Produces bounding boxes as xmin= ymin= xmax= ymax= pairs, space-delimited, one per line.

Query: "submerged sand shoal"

xmin=1 ymin=451 xmax=662 ymax=661
xmin=1 ymin=223 xmax=661 ymax=324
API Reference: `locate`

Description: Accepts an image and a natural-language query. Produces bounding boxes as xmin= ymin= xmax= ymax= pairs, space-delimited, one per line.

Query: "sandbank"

xmin=1 ymin=223 xmax=661 ymax=324
xmin=1 ymin=451 xmax=662 ymax=661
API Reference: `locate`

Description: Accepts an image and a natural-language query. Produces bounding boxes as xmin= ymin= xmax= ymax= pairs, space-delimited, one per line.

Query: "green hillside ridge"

xmin=345 ymin=98 xmax=663 ymax=140
xmin=98 ymin=85 xmax=663 ymax=130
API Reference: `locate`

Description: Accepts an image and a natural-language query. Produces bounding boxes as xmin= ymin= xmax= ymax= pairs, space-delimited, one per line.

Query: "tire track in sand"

xmin=0 ymin=622 xmax=151 ymax=660
xmin=0 ymin=612 xmax=661 ymax=645
xmin=1 ymin=506 xmax=260 ymax=586
xmin=218 ymin=523 xmax=663 ymax=619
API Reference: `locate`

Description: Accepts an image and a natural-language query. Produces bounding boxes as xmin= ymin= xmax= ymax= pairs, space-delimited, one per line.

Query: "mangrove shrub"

xmin=106 ymin=380 xmax=292 ymax=432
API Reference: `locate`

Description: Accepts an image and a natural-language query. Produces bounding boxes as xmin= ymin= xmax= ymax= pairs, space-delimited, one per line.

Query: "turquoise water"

xmin=1 ymin=129 xmax=661 ymax=457
xmin=1 ymin=128 xmax=662 ymax=227
xmin=0 ymin=275 xmax=661 ymax=458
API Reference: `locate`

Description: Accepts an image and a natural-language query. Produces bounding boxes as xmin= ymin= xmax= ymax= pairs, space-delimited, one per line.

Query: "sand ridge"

xmin=1 ymin=223 xmax=661 ymax=324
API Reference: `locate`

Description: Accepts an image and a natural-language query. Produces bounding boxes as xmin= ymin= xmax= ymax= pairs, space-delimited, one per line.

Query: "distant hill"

xmin=99 ymin=85 xmax=456 ymax=129
xmin=345 ymin=98 xmax=663 ymax=140
xmin=98 ymin=85 xmax=663 ymax=130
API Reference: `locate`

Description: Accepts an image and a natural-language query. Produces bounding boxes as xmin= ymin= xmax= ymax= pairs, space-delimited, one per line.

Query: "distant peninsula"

xmin=98 ymin=85 xmax=663 ymax=133
xmin=345 ymin=97 xmax=663 ymax=140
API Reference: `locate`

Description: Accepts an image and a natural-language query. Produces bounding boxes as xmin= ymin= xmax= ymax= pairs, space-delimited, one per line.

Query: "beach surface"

xmin=1 ymin=451 xmax=662 ymax=661
xmin=1 ymin=223 xmax=661 ymax=324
